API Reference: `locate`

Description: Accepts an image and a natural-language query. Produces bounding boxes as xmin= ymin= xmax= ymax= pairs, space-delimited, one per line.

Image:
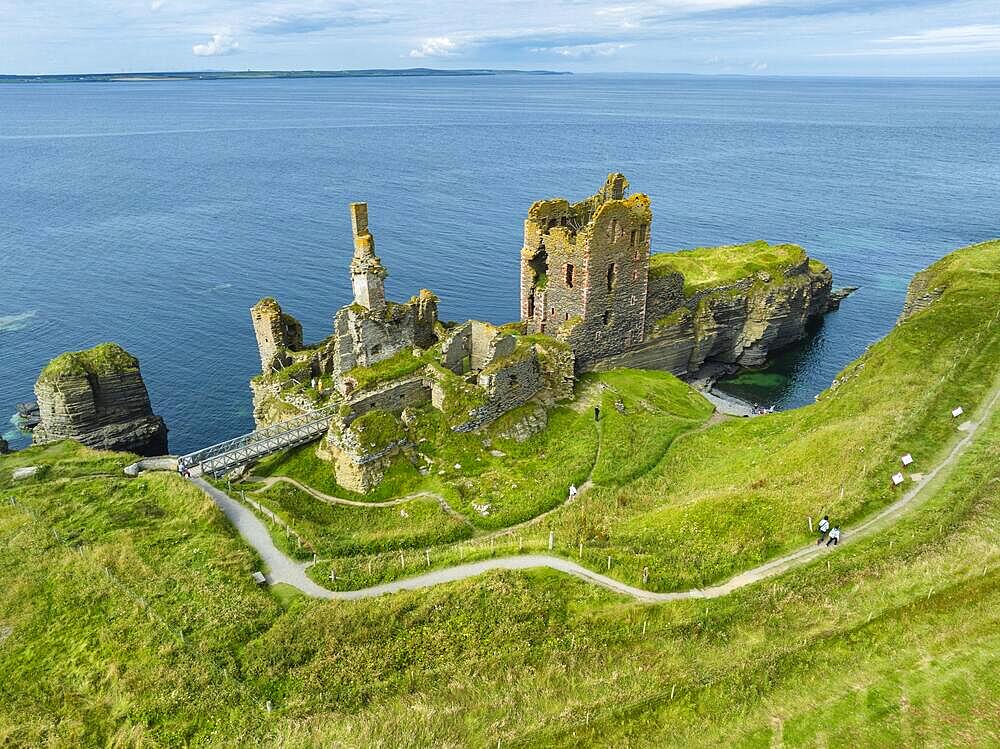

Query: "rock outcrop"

xmin=592 ymin=246 xmax=842 ymax=377
xmin=32 ymin=343 xmax=168 ymax=456
xmin=898 ymin=269 xmax=945 ymax=325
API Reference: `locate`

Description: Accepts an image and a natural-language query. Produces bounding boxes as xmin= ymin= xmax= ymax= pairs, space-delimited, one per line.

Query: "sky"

xmin=2 ymin=0 xmax=999 ymax=76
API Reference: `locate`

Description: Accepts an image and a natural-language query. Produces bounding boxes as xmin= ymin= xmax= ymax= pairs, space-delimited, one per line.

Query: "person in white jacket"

xmin=826 ymin=526 xmax=842 ymax=547
xmin=816 ymin=515 xmax=831 ymax=545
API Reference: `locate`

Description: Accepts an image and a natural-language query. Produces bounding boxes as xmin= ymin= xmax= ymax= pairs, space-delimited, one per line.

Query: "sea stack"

xmin=32 ymin=343 xmax=168 ymax=456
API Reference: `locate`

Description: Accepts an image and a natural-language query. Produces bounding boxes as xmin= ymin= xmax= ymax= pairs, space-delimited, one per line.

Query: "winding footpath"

xmin=248 ymin=475 xmax=474 ymax=527
xmin=191 ymin=381 xmax=1000 ymax=603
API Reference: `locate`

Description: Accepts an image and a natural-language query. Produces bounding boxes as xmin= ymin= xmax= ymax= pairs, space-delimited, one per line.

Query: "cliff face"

xmin=33 ymin=343 xmax=168 ymax=456
xmin=897 ymin=268 xmax=945 ymax=325
xmin=595 ymin=244 xmax=838 ymax=377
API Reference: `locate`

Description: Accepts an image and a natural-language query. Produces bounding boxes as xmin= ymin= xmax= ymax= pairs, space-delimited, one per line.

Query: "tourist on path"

xmin=568 ymin=484 xmax=578 ymax=500
xmin=826 ymin=527 xmax=841 ymax=546
xmin=594 ymin=405 xmax=601 ymax=422
xmin=816 ymin=515 xmax=830 ymax=544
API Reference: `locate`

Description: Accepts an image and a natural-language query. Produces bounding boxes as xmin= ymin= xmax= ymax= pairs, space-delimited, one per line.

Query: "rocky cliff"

xmin=595 ymin=242 xmax=845 ymax=377
xmin=897 ymin=267 xmax=945 ymax=324
xmin=33 ymin=343 xmax=168 ymax=456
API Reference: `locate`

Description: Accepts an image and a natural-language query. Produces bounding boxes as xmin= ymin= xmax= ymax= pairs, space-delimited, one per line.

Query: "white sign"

xmin=891 ymin=472 xmax=905 ymax=486
xmin=952 ymin=406 xmax=964 ymax=418
xmin=901 ymin=453 xmax=913 ymax=466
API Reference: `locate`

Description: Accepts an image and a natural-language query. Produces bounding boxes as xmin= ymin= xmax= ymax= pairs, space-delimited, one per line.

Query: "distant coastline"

xmin=0 ymin=68 xmax=571 ymax=84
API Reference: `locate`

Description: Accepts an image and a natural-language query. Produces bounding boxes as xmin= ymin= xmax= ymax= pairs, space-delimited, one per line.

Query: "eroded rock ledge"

xmin=33 ymin=343 xmax=168 ymax=456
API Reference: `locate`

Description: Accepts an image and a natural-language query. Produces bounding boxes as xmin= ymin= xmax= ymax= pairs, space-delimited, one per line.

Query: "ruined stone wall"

xmin=251 ymin=298 xmax=304 ymax=373
xmin=643 ymin=270 xmax=686 ymax=338
xmin=563 ymin=197 xmax=651 ymax=370
xmin=534 ymin=340 xmax=577 ymax=401
xmin=332 ymin=290 xmax=438 ymax=373
xmin=346 ymin=376 xmax=431 ymax=420
xmin=321 ymin=419 xmax=410 ymax=494
xmin=520 ymin=174 xmax=651 ymax=371
xmin=441 ymin=322 xmax=472 ymax=373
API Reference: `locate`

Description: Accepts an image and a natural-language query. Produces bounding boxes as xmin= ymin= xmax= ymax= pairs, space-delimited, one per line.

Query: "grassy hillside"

xmin=649 ymin=240 xmax=821 ymax=295
xmin=1 ymin=408 xmax=997 ymax=746
xmin=1 ymin=240 xmax=997 ymax=747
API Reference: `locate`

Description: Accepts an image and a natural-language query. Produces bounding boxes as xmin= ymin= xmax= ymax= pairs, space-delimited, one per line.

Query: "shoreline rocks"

xmin=32 ymin=343 xmax=168 ymax=457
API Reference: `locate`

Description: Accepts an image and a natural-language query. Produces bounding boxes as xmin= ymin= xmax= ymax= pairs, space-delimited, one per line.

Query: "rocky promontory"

xmin=595 ymin=241 xmax=848 ymax=376
xmin=33 ymin=343 xmax=168 ymax=456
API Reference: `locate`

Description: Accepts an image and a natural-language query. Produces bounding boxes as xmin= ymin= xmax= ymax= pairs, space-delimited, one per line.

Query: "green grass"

xmin=253 ymin=481 xmax=472 ymax=558
xmin=649 ymin=240 xmax=820 ymax=295
xmin=38 ymin=342 xmax=140 ymax=382
xmin=588 ymin=369 xmax=713 ymax=486
xmin=347 ymin=409 xmax=405 ymax=451
xmin=7 ymin=242 xmax=994 ymax=745
xmin=2 ymin=378 xmax=997 ymax=746
xmin=343 ymin=347 xmax=431 ymax=392
xmin=542 ymin=239 xmax=1000 ymax=591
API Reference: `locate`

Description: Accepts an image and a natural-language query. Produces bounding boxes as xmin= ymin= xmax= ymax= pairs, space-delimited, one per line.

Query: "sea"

xmin=1 ymin=74 xmax=998 ymax=454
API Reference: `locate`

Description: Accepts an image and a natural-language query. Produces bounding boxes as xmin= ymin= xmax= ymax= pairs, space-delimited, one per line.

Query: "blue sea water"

xmin=1 ymin=74 xmax=998 ymax=453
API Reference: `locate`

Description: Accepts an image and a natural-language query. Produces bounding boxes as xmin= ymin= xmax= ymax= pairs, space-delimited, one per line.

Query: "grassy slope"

xmin=1 ymin=241 xmax=997 ymax=746
xmin=1 ymin=406 xmax=996 ymax=746
xmin=255 ymin=481 xmax=472 ymax=558
xmin=252 ymin=369 xmax=711 ymax=588
xmin=546 ymin=239 xmax=1000 ymax=591
xmin=649 ymin=240 xmax=818 ymax=294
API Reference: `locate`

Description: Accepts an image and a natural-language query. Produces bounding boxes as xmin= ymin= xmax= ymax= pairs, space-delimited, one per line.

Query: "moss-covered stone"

xmin=39 ymin=343 xmax=139 ymax=383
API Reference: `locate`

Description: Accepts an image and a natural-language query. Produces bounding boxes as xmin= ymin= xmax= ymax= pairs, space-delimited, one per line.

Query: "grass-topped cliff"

xmin=1 ymin=240 xmax=998 ymax=746
xmin=37 ymin=342 xmax=139 ymax=382
xmin=649 ymin=240 xmax=825 ymax=296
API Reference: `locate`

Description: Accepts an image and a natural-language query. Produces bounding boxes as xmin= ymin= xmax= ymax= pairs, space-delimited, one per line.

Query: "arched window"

xmin=606 ymin=263 xmax=616 ymax=292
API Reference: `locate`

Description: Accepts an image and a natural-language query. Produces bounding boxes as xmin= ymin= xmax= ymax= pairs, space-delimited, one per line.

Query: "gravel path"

xmin=192 ymin=381 xmax=998 ymax=603
xmin=249 ymin=475 xmax=473 ymax=526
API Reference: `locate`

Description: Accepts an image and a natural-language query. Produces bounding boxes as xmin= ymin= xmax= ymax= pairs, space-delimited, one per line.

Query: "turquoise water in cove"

xmin=1 ymin=74 xmax=998 ymax=453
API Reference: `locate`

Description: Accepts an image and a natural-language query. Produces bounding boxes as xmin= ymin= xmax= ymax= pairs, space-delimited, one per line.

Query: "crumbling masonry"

xmin=521 ymin=174 xmax=651 ymax=370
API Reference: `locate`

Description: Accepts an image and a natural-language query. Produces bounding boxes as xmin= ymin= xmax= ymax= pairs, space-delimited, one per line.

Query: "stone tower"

xmin=520 ymin=173 xmax=652 ymax=370
xmin=349 ymin=202 xmax=387 ymax=316
xmin=250 ymin=297 xmax=304 ymax=373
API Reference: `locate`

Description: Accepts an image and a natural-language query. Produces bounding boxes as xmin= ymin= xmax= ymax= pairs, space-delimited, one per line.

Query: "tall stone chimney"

xmin=349 ymin=202 xmax=387 ymax=315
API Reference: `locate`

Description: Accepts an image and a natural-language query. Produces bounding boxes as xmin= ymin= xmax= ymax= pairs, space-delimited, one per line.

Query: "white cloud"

xmin=819 ymin=24 xmax=1000 ymax=57
xmin=409 ymin=36 xmax=459 ymax=58
xmin=751 ymin=60 xmax=767 ymax=71
xmin=148 ymin=0 xmax=165 ymax=10
xmin=532 ymin=42 xmax=633 ymax=58
xmin=883 ymin=24 xmax=1000 ymax=45
xmin=193 ymin=31 xmax=240 ymax=57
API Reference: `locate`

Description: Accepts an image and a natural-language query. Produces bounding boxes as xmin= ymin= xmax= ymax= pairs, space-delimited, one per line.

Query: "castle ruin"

xmin=249 ymin=202 xmax=575 ymax=493
xmin=248 ymin=177 xmax=838 ymax=492
xmin=521 ymin=174 xmax=652 ymax=370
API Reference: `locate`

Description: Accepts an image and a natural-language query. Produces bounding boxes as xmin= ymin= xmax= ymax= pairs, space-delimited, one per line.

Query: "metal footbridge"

xmin=178 ymin=404 xmax=340 ymax=477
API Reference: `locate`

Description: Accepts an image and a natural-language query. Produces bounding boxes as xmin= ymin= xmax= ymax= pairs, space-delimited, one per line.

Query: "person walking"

xmin=826 ymin=526 xmax=841 ymax=546
xmin=816 ymin=515 xmax=830 ymax=544
xmin=594 ymin=405 xmax=601 ymax=422
xmin=568 ymin=484 xmax=578 ymax=500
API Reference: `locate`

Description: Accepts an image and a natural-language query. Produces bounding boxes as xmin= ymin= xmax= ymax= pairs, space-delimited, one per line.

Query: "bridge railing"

xmin=179 ymin=403 xmax=341 ymax=476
